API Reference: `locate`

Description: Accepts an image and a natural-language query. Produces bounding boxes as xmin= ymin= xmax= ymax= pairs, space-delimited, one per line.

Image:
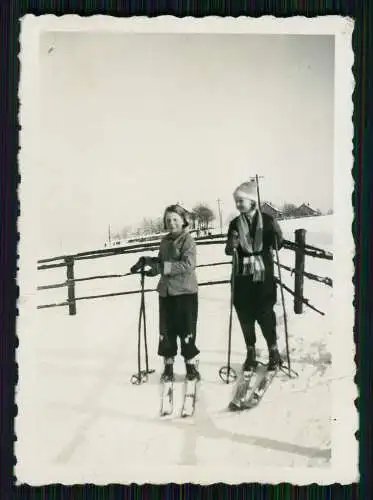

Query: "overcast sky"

xmin=37 ymin=32 xmax=334 ymax=253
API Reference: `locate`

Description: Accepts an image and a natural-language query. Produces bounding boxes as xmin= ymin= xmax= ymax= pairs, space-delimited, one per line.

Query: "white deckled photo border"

xmin=17 ymin=15 xmax=356 ymax=485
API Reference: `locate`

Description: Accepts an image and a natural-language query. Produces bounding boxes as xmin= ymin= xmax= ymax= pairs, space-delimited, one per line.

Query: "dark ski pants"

xmin=158 ymin=293 xmax=200 ymax=360
xmin=233 ymin=280 xmax=277 ymax=349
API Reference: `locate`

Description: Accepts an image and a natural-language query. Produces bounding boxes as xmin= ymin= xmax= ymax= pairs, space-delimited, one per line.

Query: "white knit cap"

xmin=233 ymin=181 xmax=257 ymax=201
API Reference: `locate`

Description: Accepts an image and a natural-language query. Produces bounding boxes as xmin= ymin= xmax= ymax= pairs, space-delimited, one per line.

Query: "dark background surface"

xmin=0 ymin=1 xmax=369 ymax=499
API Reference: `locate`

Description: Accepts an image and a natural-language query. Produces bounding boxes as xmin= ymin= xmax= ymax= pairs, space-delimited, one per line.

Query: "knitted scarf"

xmin=236 ymin=210 xmax=265 ymax=282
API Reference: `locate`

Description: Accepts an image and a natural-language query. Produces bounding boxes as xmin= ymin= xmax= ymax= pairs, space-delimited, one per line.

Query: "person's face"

xmin=165 ymin=211 xmax=184 ymax=234
xmin=234 ymin=196 xmax=257 ymax=214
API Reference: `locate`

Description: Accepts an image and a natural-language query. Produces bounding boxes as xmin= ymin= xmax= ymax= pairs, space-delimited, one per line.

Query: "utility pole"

xmin=217 ymin=198 xmax=223 ymax=234
xmin=108 ymin=224 xmax=111 ymax=245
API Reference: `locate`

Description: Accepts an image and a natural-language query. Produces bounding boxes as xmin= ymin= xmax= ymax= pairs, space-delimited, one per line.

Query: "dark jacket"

xmin=146 ymin=230 xmax=198 ymax=298
xmin=225 ymin=211 xmax=283 ymax=304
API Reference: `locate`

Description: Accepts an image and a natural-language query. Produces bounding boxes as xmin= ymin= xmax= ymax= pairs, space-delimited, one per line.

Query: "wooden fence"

xmin=37 ymin=230 xmax=333 ymax=317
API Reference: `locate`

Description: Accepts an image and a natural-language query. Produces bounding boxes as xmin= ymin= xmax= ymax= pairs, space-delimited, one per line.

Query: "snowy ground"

xmin=16 ymin=216 xmax=341 ymax=483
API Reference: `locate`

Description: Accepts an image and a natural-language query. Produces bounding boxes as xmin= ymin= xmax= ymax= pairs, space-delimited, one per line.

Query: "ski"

xmin=180 ymin=378 xmax=198 ymax=418
xmin=160 ymin=379 xmax=174 ymax=417
xmin=228 ymin=369 xmax=259 ymax=412
xmin=241 ymin=366 xmax=279 ymax=410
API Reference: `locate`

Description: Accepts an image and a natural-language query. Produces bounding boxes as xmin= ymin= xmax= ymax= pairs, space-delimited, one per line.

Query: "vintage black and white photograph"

xmin=17 ymin=16 xmax=356 ymax=484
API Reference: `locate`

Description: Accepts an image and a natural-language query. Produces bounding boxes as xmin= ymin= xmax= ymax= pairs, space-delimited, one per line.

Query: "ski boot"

xmin=160 ymin=357 xmax=174 ymax=417
xmin=243 ymin=346 xmax=257 ymax=377
xmin=160 ymin=357 xmax=174 ymax=382
xmin=267 ymin=346 xmax=283 ymax=371
xmin=185 ymin=359 xmax=201 ymax=381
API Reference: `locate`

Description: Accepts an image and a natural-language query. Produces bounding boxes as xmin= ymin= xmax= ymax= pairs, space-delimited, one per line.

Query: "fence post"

xmin=65 ymin=257 xmax=76 ymax=316
xmin=294 ymin=228 xmax=306 ymax=314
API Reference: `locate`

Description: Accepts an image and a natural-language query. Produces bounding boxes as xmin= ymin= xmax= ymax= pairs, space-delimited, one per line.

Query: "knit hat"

xmin=233 ymin=181 xmax=257 ymax=201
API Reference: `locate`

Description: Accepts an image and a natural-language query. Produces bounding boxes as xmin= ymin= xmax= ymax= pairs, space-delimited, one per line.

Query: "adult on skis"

xmin=130 ymin=204 xmax=200 ymax=383
xmin=225 ymin=181 xmax=284 ymax=374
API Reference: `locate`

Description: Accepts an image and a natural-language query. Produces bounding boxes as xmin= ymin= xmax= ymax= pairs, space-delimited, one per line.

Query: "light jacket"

xmin=146 ymin=230 xmax=198 ymax=297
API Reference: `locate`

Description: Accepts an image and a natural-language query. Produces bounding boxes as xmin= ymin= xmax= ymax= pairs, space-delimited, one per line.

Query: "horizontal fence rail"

xmin=37 ymin=279 xmax=232 ymax=310
xmin=37 ymin=233 xmax=333 ymax=269
xmin=37 ymin=234 xmax=228 ymax=266
xmin=37 ymin=229 xmax=333 ymax=316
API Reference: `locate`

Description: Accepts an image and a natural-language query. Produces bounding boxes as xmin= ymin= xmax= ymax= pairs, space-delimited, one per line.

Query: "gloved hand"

xmin=144 ymin=267 xmax=158 ymax=277
xmin=130 ymin=256 xmax=146 ymax=274
xmin=231 ymin=230 xmax=240 ymax=249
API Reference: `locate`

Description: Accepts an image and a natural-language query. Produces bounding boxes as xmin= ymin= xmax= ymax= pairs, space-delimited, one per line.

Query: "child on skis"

xmin=130 ymin=204 xmax=200 ymax=382
xmin=225 ymin=180 xmax=284 ymax=373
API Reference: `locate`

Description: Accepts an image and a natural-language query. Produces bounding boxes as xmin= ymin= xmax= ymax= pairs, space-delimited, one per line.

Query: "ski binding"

xmin=244 ymin=367 xmax=279 ymax=409
xmin=228 ymin=369 xmax=257 ymax=412
xmin=160 ymin=379 xmax=174 ymax=417
xmin=181 ymin=377 xmax=198 ymax=418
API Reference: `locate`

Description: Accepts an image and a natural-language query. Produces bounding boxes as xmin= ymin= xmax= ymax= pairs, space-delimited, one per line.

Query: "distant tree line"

xmin=111 ymin=200 xmax=331 ymax=242
xmin=112 ymin=203 xmax=217 ymax=240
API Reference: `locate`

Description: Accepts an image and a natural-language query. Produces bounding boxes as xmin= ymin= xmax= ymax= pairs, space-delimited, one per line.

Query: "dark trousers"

xmin=158 ymin=293 xmax=200 ymax=360
xmin=233 ymin=278 xmax=277 ymax=349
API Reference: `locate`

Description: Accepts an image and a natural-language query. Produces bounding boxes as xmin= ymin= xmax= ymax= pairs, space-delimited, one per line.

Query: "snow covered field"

xmin=17 ymin=215 xmax=341 ymax=483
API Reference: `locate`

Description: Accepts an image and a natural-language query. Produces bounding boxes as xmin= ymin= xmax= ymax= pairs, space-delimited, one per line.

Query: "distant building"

xmin=293 ymin=203 xmax=321 ymax=218
xmin=261 ymin=202 xmax=283 ymax=220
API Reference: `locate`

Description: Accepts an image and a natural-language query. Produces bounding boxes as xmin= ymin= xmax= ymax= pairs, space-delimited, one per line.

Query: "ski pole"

xmin=274 ymin=236 xmax=298 ymax=378
xmin=141 ymin=270 xmax=154 ymax=376
xmin=141 ymin=272 xmax=149 ymax=371
xmin=255 ymin=174 xmax=262 ymax=208
xmin=130 ymin=265 xmax=154 ymax=384
xmin=130 ymin=268 xmax=145 ymax=384
xmin=219 ymin=248 xmax=238 ymax=384
xmin=227 ymin=250 xmax=237 ymax=375
xmin=274 ymin=237 xmax=290 ymax=372
xmin=255 ymin=174 xmax=297 ymax=378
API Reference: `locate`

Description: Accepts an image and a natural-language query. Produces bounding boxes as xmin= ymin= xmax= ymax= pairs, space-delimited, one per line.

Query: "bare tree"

xmin=152 ymin=216 xmax=165 ymax=233
xmin=189 ymin=211 xmax=198 ymax=230
xmin=120 ymin=226 xmax=132 ymax=239
xmin=130 ymin=216 xmax=165 ymax=236
xmin=192 ymin=203 xmax=216 ymax=231
xmin=140 ymin=217 xmax=155 ymax=235
xmin=281 ymin=203 xmax=299 ymax=218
